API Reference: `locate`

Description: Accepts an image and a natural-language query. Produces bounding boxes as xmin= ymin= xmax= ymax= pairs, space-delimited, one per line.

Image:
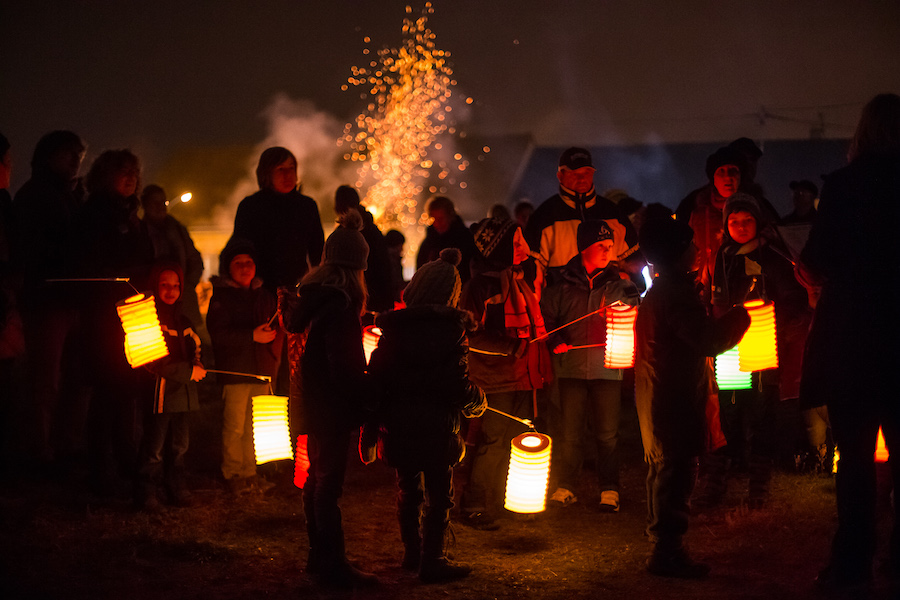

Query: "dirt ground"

xmin=0 ymin=397 xmax=896 ymax=600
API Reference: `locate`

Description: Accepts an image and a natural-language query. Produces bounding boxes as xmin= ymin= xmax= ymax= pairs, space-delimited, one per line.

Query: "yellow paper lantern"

xmin=604 ymin=304 xmax=638 ymax=369
xmin=738 ymin=300 xmax=778 ymax=372
xmin=504 ymin=432 xmax=552 ymax=514
xmin=116 ymin=293 xmax=169 ymax=368
xmin=363 ymin=325 xmax=382 ymax=365
xmin=252 ymin=395 xmax=293 ymax=464
xmin=876 ymin=427 xmax=889 ymax=463
xmin=715 ymin=347 xmax=752 ymax=390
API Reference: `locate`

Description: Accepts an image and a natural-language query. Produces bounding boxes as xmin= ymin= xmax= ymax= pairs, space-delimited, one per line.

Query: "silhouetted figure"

xmin=513 ymin=201 xmax=534 ymax=229
xmin=384 ymin=229 xmax=407 ymax=304
xmin=782 ymin=179 xmax=818 ymax=224
xmin=416 ymin=196 xmax=477 ymax=283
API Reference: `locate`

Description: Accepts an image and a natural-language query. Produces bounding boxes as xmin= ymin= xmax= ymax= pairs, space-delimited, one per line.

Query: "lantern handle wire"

xmin=529 ymin=299 xmax=628 ymax=344
xmin=486 ymin=406 xmax=535 ymax=430
xmin=206 ymin=368 xmax=272 ymax=383
xmin=46 ymin=277 xmax=141 ymax=295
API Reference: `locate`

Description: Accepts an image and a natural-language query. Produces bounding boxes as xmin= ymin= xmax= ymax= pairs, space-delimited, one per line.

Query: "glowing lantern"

xmin=294 ymin=434 xmax=311 ymax=488
xmin=363 ymin=325 xmax=382 ymax=364
xmin=715 ymin=347 xmax=752 ymax=390
xmin=738 ymin=300 xmax=778 ymax=372
xmin=116 ymin=293 xmax=169 ymax=368
xmin=876 ymin=427 xmax=889 ymax=463
xmin=604 ymin=304 xmax=638 ymax=369
xmin=252 ymin=395 xmax=293 ymax=464
xmin=504 ymin=432 xmax=552 ymax=514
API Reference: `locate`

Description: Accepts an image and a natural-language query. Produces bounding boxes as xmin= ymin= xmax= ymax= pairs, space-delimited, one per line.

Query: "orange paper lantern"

xmin=876 ymin=427 xmax=889 ymax=463
xmin=738 ymin=300 xmax=778 ymax=372
xmin=504 ymin=432 xmax=552 ymax=514
xmin=604 ymin=304 xmax=637 ymax=369
xmin=252 ymin=395 xmax=293 ymax=464
xmin=363 ymin=325 xmax=382 ymax=365
xmin=294 ymin=434 xmax=311 ymax=488
xmin=116 ymin=293 xmax=169 ymax=368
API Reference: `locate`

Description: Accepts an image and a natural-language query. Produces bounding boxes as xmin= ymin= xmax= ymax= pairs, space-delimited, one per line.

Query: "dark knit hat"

xmin=219 ymin=237 xmax=257 ymax=277
xmin=403 ymin=248 xmax=462 ymax=308
xmin=577 ymin=220 xmax=615 ymax=252
xmin=728 ymin=137 xmax=763 ymax=159
xmin=789 ymin=179 xmax=818 ymax=197
xmin=723 ymin=192 xmax=762 ymax=227
xmin=559 ymin=147 xmax=594 ymax=170
xmin=324 ymin=210 xmax=369 ymax=270
xmin=473 ymin=217 xmax=518 ymax=266
xmin=640 ymin=217 xmax=694 ymax=267
xmin=705 ymin=146 xmax=747 ymax=181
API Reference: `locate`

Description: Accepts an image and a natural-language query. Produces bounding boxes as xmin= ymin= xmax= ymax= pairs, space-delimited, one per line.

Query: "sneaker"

xmin=251 ymin=475 xmax=276 ymax=494
xmin=549 ymin=487 xmax=578 ymax=507
xmin=459 ymin=511 xmax=499 ymax=531
xmin=647 ymin=552 xmax=710 ymax=579
xmin=599 ymin=490 xmax=620 ymax=513
xmin=227 ymin=476 xmax=249 ymax=496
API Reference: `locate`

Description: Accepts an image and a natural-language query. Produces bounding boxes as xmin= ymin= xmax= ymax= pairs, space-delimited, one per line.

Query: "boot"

xmin=694 ymin=451 xmax=730 ymax=510
xmin=316 ymin=560 xmax=379 ymax=588
xmin=419 ymin=518 xmax=471 ymax=583
xmin=398 ymin=508 xmax=422 ymax=571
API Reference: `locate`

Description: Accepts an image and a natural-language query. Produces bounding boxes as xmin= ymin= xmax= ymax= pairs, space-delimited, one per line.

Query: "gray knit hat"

xmin=324 ymin=210 xmax=369 ymax=270
xmin=403 ymin=248 xmax=462 ymax=308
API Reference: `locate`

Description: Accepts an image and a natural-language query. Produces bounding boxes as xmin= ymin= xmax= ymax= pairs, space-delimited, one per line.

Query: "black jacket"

xmin=416 ymin=216 xmax=477 ymax=283
xmin=358 ymin=207 xmax=394 ymax=313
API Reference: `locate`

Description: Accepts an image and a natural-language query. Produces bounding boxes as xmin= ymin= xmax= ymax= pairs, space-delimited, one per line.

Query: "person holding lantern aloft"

xmin=366 ymin=248 xmax=487 ymax=582
xmin=541 ymin=220 xmax=640 ymax=512
xmin=279 ymin=210 xmax=377 ymax=589
xmin=457 ymin=217 xmax=552 ymax=531
xmin=635 ymin=216 xmax=750 ymax=578
xmin=206 ymin=237 xmax=283 ymax=496
xmin=702 ymin=192 xmax=811 ymax=509
xmin=135 ymin=262 xmax=207 ymax=511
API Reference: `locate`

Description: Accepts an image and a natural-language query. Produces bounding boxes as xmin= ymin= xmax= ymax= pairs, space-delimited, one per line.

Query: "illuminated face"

xmin=429 ymin=207 xmax=452 ymax=234
xmin=512 ymin=228 xmax=530 ymax=265
xmin=727 ymin=210 xmax=757 ymax=245
xmin=713 ymin=165 xmax=741 ymax=198
xmin=158 ymin=270 xmax=181 ymax=305
xmin=557 ymin=166 xmax=595 ymax=194
xmin=580 ymin=239 xmax=614 ymax=272
xmin=0 ymin=150 xmax=10 ymax=190
xmin=114 ymin=167 xmax=139 ymax=198
xmin=271 ymin=158 xmax=298 ymax=194
xmin=229 ymin=253 xmax=256 ymax=288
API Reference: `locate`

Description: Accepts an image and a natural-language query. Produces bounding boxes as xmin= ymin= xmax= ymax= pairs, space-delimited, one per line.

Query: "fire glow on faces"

xmin=713 ymin=165 xmax=741 ymax=198
xmin=557 ymin=166 xmax=595 ymax=194
xmin=158 ymin=270 xmax=182 ymax=306
xmin=271 ymin=159 xmax=299 ymax=194
xmin=727 ymin=211 xmax=757 ymax=245
xmin=229 ymin=254 xmax=256 ymax=289
xmin=581 ymin=239 xmax=614 ymax=272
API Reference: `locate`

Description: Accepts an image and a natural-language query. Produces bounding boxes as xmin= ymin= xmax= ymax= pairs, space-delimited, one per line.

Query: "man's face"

xmin=727 ymin=210 xmax=757 ymax=245
xmin=142 ymin=192 xmax=168 ymax=224
xmin=581 ymin=239 xmax=614 ymax=272
xmin=557 ymin=166 xmax=595 ymax=194
xmin=713 ymin=165 xmax=741 ymax=198
xmin=114 ymin=167 xmax=139 ymax=198
xmin=48 ymin=143 xmax=86 ymax=183
xmin=429 ymin=208 xmax=452 ymax=234
xmin=229 ymin=254 xmax=256 ymax=289
xmin=271 ymin=159 xmax=298 ymax=194
xmin=158 ymin=270 xmax=181 ymax=305
xmin=792 ymin=189 xmax=815 ymax=214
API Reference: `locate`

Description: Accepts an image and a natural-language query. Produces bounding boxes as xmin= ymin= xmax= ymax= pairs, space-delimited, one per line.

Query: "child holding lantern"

xmin=540 ymin=220 xmax=640 ymax=512
xmin=136 ymin=262 xmax=207 ymax=511
xmin=367 ymin=248 xmax=487 ymax=583
xmin=635 ymin=217 xmax=749 ymax=578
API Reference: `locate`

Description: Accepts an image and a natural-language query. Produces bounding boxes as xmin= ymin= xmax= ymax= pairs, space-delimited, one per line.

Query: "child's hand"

xmin=254 ymin=324 xmax=277 ymax=344
xmin=552 ymin=343 xmax=570 ymax=354
xmin=191 ymin=365 xmax=207 ymax=381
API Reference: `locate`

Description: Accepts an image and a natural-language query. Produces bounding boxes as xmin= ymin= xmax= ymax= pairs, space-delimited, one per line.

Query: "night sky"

xmin=2 ymin=1 xmax=898 ymax=203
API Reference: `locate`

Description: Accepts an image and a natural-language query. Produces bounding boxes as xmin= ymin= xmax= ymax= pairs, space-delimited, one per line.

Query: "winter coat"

xmin=233 ymin=189 xmax=325 ymax=292
xmin=146 ymin=309 xmax=201 ymax=414
xmin=541 ymin=255 xmax=640 ymax=381
xmin=799 ymin=149 xmax=900 ymax=410
xmin=676 ymin=185 xmax=724 ymax=305
xmin=460 ymin=268 xmax=553 ymax=394
xmin=206 ymin=275 xmax=283 ymax=386
xmin=144 ymin=214 xmax=204 ymax=293
xmin=416 ymin=216 xmax=478 ymax=283
xmin=284 ymin=283 xmax=368 ymax=435
xmin=635 ymin=271 xmax=750 ymax=461
xmin=357 ymin=207 xmax=394 ymax=313
xmin=368 ymin=305 xmax=486 ymax=470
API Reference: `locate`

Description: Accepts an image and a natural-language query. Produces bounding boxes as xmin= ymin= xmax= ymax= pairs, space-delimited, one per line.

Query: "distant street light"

xmin=166 ymin=192 xmax=192 ymax=208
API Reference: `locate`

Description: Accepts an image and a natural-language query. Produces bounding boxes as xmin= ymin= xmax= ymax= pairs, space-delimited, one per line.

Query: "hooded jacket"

xmin=368 ymin=305 xmax=486 ymax=469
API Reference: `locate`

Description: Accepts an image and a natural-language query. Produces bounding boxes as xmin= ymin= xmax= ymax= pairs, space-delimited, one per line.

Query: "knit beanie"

xmin=705 ymin=146 xmax=747 ymax=181
xmin=219 ymin=237 xmax=257 ymax=277
xmin=403 ymin=248 xmax=462 ymax=308
xmin=324 ymin=210 xmax=369 ymax=270
xmin=576 ymin=220 xmax=615 ymax=252
xmin=640 ymin=217 xmax=694 ymax=268
xmin=473 ymin=217 xmax=518 ymax=267
xmin=723 ymin=192 xmax=763 ymax=227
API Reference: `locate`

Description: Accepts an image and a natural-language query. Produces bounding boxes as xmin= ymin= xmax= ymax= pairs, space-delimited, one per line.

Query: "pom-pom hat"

xmin=403 ymin=248 xmax=462 ymax=307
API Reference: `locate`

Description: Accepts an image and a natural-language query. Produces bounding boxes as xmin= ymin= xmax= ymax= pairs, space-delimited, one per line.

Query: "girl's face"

xmin=271 ymin=158 xmax=298 ymax=194
xmin=158 ymin=270 xmax=181 ymax=305
xmin=727 ymin=210 xmax=757 ymax=245
xmin=229 ymin=254 xmax=256 ymax=289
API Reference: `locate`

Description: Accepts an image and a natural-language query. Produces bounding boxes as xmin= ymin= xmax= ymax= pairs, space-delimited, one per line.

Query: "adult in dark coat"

xmin=800 ymin=93 xmax=900 ymax=588
xmin=416 ymin=196 xmax=477 ymax=283
xmin=368 ymin=248 xmax=486 ymax=582
xmin=635 ymin=217 xmax=749 ymax=578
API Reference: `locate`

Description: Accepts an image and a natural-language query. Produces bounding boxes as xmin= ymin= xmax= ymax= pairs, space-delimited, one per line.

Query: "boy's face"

xmin=727 ymin=210 xmax=757 ymax=245
xmin=229 ymin=254 xmax=256 ymax=288
xmin=580 ymin=239 xmax=614 ymax=272
xmin=158 ymin=270 xmax=181 ymax=305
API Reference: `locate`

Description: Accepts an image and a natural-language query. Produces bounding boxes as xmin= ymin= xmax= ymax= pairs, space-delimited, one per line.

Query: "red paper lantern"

xmin=294 ymin=434 xmax=311 ymax=488
xmin=363 ymin=325 xmax=382 ymax=365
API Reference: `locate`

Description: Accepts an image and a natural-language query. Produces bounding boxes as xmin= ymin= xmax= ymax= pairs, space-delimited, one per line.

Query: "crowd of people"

xmin=0 ymin=92 xmax=897 ymax=590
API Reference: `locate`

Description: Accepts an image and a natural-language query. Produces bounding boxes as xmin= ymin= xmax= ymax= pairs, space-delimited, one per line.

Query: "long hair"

xmin=256 ymin=146 xmax=296 ymax=191
xmin=30 ymin=130 xmax=85 ymax=177
xmin=84 ymin=149 xmax=141 ymax=195
xmin=847 ymin=93 xmax=900 ymax=162
xmin=301 ymin=263 xmax=368 ymax=317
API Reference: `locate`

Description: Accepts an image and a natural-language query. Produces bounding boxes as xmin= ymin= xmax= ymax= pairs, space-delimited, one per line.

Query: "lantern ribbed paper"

xmin=116 ymin=293 xmax=169 ymax=368
xmin=252 ymin=395 xmax=293 ymax=464
xmin=294 ymin=434 xmax=311 ymax=488
xmin=363 ymin=325 xmax=382 ymax=365
xmin=876 ymin=427 xmax=889 ymax=463
xmin=504 ymin=432 xmax=552 ymax=513
xmin=715 ymin=347 xmax=752 ymax=390
xmin=604 ymin=304 xmax=638 ymax=369
xmin=738 ymin=300 xmax=778 ymax=372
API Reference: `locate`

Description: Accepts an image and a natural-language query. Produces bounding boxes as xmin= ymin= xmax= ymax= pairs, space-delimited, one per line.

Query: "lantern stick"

xmin=47 ymin=277 xmax=141 ymax=294
xmin=565 ymin=343 xmax=607 ymax=350
xmin=206 ymin=369 xmax=272 ymax=383
xmin=529 ymin=305 xmax=605 ymax=344
xmin=470 ymin=347 xmax=510 ymax=356
xmin=265 ymin=311 xmax=278 ymax=328
xmin=486 ymin=406 xmax=535 ymax=430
